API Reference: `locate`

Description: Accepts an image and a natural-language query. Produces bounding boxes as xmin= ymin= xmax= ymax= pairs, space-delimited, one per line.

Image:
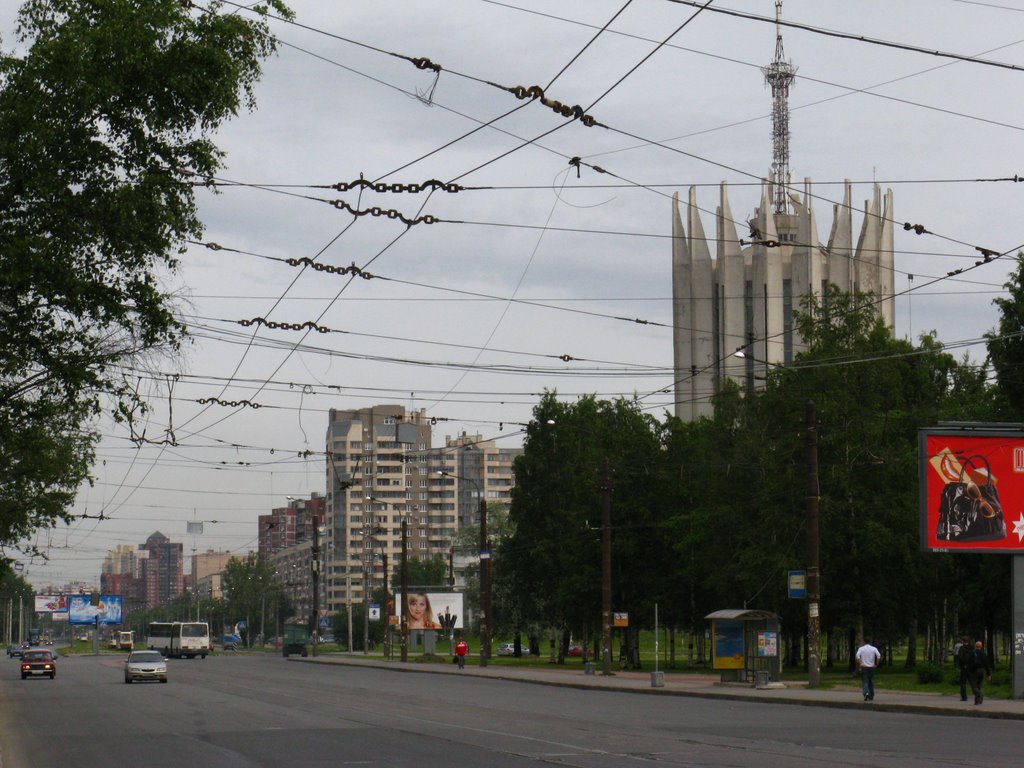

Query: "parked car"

xmin=124 ymin=650 xmax=168 ymax=684
xmin=566 ymin=645 xmax=584 ymax=657
xmin=496 ymin=643 xmax=516 ymax=657
xmin=6 ymin=645 xmax=23 ymax=659
xmin=20 ymin=649 xmax=56 ymax=679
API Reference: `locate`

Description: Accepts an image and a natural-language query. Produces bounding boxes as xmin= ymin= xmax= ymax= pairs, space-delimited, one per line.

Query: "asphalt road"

xmin=0 ymin=653 xmax=1020 ymax=767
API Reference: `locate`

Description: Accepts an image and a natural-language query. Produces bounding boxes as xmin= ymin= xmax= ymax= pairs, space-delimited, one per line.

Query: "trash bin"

xmin=650 ymin=671 xmax=665 ymax=688
xmin=754 ymin=670 xmax=769 ymax=689
xmin=584 ymin=662 xmax=596 ymax=675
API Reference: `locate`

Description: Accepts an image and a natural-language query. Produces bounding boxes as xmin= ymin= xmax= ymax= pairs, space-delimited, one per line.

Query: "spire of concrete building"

xmin=671 ymin=193 xmax=692 ymax=421
xmin=826 ymin=181 xmax=854 ymax=293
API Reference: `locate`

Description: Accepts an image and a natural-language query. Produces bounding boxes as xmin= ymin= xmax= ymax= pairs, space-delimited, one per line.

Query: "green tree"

xmin=986 ymin=254 xmax=1024 ymax=417
xmin=221 ymin=554 xmax=281 ymax=647
xmin=740 ymin=287 xmax=984 ymax=663
xmin=503 ymin=392 xmax=663 ymax=663
xmin=0 ymin=0 xmax=290 ymax=545
xmin=394 ymin=556 xmax=449 ymax=591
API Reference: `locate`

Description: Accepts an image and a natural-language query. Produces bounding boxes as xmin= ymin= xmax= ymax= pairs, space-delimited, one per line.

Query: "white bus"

xmin=146 ymin=622 xmax=173 ymax=654
xmin=170 ymin=621 xmax=210 ymax=659
xmin=146 ymin=621 xmax=210 ymax=658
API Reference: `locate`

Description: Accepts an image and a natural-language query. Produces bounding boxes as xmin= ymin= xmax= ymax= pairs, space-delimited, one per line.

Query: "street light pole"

xmin=400 ymin=517 xmax=409 ymax=662
xmin=600 ymin=456 xmax=613 ymax=676
xmin=439 ymin=470 xmax=489 ymax=667
xmin=806 ymin=399 xmax=822 ymax=687
xmin=478 ymin=495 xmax=490 ymax=668
xmin=311 ymin=525 xmax=321 ymax=658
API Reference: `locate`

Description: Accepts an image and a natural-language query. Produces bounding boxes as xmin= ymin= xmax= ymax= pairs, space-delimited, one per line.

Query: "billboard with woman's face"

xmin=393 ymin=592 xmax=464 ymax=629
xmin=920 ymin=428 xmax=1024 ymax=553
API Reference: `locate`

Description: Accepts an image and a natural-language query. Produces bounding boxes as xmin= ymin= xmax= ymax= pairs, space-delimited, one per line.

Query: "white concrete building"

xmin=671 ymin=179 xmax=895 ymax=421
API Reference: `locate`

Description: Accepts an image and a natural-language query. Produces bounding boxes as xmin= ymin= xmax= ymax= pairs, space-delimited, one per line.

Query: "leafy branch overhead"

xmin=0 ymin=0 xmax=291 ymax=544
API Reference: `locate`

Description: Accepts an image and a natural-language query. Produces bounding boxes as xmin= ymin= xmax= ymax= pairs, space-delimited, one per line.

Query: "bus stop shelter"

xmin=705 ymin=609 xmax=782 ymax=687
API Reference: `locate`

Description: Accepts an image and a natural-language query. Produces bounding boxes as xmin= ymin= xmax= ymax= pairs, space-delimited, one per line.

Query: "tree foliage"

xmin=220 ymin=553 xmax=284 ymax=646
xmin=986 ymin=254 xmax=1024 ymax=417
xmin=503 ymin=286 xmax=1007 ymax=666
xmin=0 ymin=0 xmax=290 ymax=546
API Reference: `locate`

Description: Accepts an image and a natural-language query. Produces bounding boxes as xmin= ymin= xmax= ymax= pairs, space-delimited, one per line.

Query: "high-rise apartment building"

xmin=138 ymin=531 xmax=183 ymax=608
xmin=101 ymin=544 xmax=137 ymax=577
xmin=323 ymin=405 xmax=434 ymax=612
xmin=443 ymin=432 xmax=520 ymax=529
xmin=258 ymin=493 xmax=325 ymax=555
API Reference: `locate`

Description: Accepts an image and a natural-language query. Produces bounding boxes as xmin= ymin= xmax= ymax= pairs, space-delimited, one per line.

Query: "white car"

xmin=496 ymin=643 xmax=516 ymax=657
xmin=124 ymin=650 xmax=168 ymax=684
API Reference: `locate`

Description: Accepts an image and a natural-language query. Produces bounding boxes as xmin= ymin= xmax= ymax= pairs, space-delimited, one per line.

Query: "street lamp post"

xmin=439 ymin=470 xmax=489 ymax=667
xmin=359 ymin=499 xmax=389 ymax=656
xmin=311 ymin=525 xmax=321 ymax=657
xmin=600 ymin=456 xmax=613 ymax=676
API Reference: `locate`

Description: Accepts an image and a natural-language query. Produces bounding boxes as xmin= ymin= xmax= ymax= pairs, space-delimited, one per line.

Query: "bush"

xmin=916 ymin=664 xmax=944 ymax=684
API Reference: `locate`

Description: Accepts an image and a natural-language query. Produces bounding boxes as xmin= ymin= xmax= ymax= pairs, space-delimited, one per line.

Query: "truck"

xmin=282 ymin=619 xmax=309 ymax=658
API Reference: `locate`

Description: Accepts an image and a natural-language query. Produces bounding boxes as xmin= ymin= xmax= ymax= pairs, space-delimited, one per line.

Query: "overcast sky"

xmin=9 ymin=0 xmax=1024 ymax=588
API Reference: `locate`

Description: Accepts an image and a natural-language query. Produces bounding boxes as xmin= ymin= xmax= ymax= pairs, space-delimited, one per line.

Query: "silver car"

xmin=124 ymin=650 xmax=168 ymax=684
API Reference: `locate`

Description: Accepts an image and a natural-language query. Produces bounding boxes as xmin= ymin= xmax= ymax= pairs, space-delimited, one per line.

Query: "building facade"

xmin=258 ymin=493 xmax=326 ymax=555
xmin=138 ymin=531 xmax=183 ymax=608
xmin=671 ymin=180 xmax=895 ymax=421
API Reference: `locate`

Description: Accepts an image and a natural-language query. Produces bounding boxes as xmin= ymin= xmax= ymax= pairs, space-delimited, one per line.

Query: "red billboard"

xmin=920 ymin=428 xmax=1024 ymax=553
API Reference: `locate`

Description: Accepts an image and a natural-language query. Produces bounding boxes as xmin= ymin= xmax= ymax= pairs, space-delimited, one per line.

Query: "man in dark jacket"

xmin=955 ymin=637 xmax=972 ymax=701
xmin=967 ymin=640 xmax=992 ymax=705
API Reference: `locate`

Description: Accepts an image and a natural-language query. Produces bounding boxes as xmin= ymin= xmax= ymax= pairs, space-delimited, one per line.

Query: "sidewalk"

xmin=294 ymin=654 xmax=1024 ymax=720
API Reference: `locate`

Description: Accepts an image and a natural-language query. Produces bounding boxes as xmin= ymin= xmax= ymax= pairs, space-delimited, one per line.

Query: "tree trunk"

xmin=905 ymin=619 xmax=917 ymax=668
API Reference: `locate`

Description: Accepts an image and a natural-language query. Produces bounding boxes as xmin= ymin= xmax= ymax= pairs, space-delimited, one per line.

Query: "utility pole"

xmin=400 ymin=518 xmax=409 ymax=662
xmin=380 ymin=552 xmax=388 ymax=658
xmin=806 ymin=399 xmax=822 ymax=687
xmin=601 ymin=456 xmax=613 ymax=676
xmin=311 ymin=525 xmax=320 ymax=658
xmin=479 ymin=497 xmax=490 ymax=667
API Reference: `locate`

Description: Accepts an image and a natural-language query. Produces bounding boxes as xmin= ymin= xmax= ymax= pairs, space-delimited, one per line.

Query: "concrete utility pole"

xmin=601 ymin=456 xmax=613 ymax=676
xmin=479 ymin=497 xmax=490 ymax=667
xmin=805 ymin=399 xmax=821 ymax=687
xmin=311 ymin=525 xmax=320 ymax=657
xmin=400 ymin=518 xmax=408 ymax=662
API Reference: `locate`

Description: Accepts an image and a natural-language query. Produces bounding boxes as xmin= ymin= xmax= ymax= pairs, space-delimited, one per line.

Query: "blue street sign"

xmin=788 ymin=570 xmax=807 ymax=599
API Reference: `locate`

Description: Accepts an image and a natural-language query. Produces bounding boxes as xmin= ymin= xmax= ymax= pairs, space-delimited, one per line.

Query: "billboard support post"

xmin=1014 ymin=556 xmax=1024 ymax=699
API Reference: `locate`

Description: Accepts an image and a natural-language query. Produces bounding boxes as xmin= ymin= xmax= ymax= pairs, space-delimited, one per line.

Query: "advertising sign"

xmin=757 ymin=630 xmax=778 ymax=658
xmin=34 ymin=595 xmax=68 ymax=613
xmin=920 ymin=429 xmax=1024 ymax=553
xmin=68 ymin=594 xmax=123 ymax=626
xmin=712 ymin=620 xmax=745 ymax=670
xmin=393 ymin=592 xmax=463 ymax=629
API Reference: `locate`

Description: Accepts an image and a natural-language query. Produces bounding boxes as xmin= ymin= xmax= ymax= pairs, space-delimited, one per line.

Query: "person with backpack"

xmin=967 ymin=640 xmax=992 ymax=705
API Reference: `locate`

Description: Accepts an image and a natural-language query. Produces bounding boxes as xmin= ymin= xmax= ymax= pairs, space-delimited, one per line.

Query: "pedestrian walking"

xmin=967 ymin=640 xmax=992 ymax=704
xmin=455 ymin=636 xmax=468 ymax=670
xmin=855 ymin=636 xmax=882 ymax=701
xmin=955 ymin=636 xmax=972 ymax=701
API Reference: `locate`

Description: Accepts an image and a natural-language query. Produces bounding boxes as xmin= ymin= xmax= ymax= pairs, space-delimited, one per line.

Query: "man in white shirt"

xmin=855 ymin=636 xmax=882 ymax=701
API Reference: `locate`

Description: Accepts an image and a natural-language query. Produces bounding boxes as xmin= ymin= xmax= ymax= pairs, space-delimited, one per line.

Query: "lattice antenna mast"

xmin=762 ymin=0 xmax=797 ymax=214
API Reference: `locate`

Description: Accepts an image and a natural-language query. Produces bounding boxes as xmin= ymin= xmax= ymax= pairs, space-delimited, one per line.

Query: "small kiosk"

xmin=705 ymin=609 xmax=782 ymax=687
